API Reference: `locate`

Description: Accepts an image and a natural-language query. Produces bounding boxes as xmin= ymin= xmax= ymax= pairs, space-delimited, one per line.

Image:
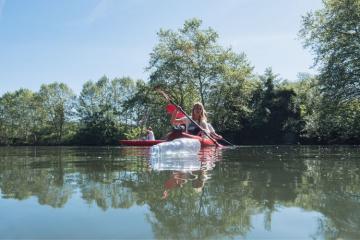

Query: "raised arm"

xmin=170 ymin=109 xmax=187 ymax=126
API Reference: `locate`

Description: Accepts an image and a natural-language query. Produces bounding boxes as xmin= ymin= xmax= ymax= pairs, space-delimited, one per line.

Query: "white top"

xmin=208 ymin=123 xmax=215 ymax=133
xmin=146 ymin=130 xmax=155 ymax=140
xmin=178 ymin=117 xmax=210 ymax=135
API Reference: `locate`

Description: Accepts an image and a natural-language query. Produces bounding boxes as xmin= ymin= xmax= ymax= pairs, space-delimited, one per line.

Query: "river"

xmin=0 ymin=146 xmax=359 ymax=239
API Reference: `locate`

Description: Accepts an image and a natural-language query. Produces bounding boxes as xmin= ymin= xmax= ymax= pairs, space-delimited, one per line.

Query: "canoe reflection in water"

xmin=150 ymin=148 xmax=222 ymax=199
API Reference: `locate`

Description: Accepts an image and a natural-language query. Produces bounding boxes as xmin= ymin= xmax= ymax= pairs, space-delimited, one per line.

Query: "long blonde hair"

xmin=192 ymin=102 xmax=207 ymax=122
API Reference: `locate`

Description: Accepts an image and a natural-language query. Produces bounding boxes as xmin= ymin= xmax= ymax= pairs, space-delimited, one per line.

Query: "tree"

xmin=122 ymin=80 xmax=170 ymax=139
xmin=286 ymin=74 xmax=323 ymax=142
xmin=0 ymin=89 xmax=41 ymax=145
xmin=110 ymin=77 xmax=137 ymax=125
xmin=299 ymin=0 xmax=360 ymax=101
xmin=76 ymin=76 xmax=142 ymax=144
xmin=77 ymin=76 xmax=117 ymax=145
xmin=148 ymin=18 xmax=252 ymax=109
xmin=289 ymin=73 xmax=360 ymax=144
xmin=311 ymin=98 xmax=360 ymax=143
xmin=207 ymin=51 xmax=254 ymax=132
xmin=248 ymin=69 xmax=302 ymax=144
xmin=37 ymin=82 xmax=77 ymax=144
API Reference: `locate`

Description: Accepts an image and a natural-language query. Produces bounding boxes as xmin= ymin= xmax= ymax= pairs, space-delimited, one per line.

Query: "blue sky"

xmin=0 ymin=0 xmax=323 ymax=95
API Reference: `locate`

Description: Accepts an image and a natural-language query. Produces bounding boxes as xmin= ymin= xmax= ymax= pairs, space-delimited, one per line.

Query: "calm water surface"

xmin=0 ymin=146 xmax=359 ymax=239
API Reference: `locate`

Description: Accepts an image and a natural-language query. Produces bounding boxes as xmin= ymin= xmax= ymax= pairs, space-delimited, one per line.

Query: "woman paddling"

xmin=170 ymin=102 xmax=211 ymax=137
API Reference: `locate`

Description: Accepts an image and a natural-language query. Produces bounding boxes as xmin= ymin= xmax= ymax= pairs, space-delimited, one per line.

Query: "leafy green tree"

xmin=109 ymin=77 xmax=137 ymax=125
xmin=287 ymin=74 xmax=323 ymax=142
xmin=37 ymin=82 xmax=77 ymax=144
xmin=207 ymin=51 xmax=255 ymax=132
xmin=76 ymin=76 xmax=144 ymax=144
xmin=290 ymin=73 xmax=360 ymax=144
xmin=148 ymin=18 xmax=252 ymax=110
xmin=0 ymin=89 xmax=40 ymax=145
xmin=299 ymin=0 xmax=360 ymax=101
xmin=248 ymin=69 xmax=302 ymax=144
xmin=77 ymin=76 xmax=120 ymax=145
xmin=251 ymin=68 xmax=278 ymax=129
xmin=122 ymin=80 xmax=170 ymax=139
xmin=299 ymin=0 xmax=360 ymax=143
xmin=315 ymin=99 xmax=360 ymax=143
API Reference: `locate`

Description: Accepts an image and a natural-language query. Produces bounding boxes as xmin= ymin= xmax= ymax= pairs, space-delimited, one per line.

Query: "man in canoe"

xmin=146 ymin=127 xmax=155 ymax=140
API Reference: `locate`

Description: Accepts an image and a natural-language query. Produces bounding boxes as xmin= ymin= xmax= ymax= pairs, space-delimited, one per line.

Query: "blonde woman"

xmin=170 ymin=102 xmax=210 ymax=136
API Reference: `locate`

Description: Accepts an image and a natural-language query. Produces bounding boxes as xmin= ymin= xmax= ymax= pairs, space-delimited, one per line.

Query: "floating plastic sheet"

xmin=150 ymin=138 xmax=201 ymax=156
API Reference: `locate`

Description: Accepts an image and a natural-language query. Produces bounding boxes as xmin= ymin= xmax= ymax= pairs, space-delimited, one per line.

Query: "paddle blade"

xmin=166 ymin=104 xmax=185 ymax=118
xmin=166 ymin=104 xmax=176 ymax=113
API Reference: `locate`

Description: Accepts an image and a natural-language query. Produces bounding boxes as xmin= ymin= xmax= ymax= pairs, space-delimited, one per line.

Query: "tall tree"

xmin=299 ymin=0 xmax=360 ymax=101
xmin=77 ymin=76 xmax=117 ymax=145
xmin=148 ymin=18 xmax=252 ymax=109
xmin=77 ymin=76 xmax=140 ymax=144
xmin=287 ymin=74 xmax=323 ymax=142
xmin=122 ymin=80 xmax=170 ymax=139
xmin=0 ymin=89 xmax=40 ymax=144
xmin=207 ymin=51 xmax=254 ymax=132
xmin=38 ymin=82 xmax=77 ymax=144
xmin=251 ymin=68 xmax=278 ymax=130
xmin=249 ymin=69 xmax=302 ymax=144
xmin=110 ymin=77 xmax=137 ymax=126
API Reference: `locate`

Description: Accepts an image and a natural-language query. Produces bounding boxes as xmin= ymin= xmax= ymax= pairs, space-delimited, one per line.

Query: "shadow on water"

xmin=0 ymin=145 xmax=360 ymax=238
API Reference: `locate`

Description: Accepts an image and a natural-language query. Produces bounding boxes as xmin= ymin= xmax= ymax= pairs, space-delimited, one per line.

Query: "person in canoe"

xmin=145 ymin=127 xmax=155 ymax=140
xmin=170 ymin=102 xmax=211 ymax=137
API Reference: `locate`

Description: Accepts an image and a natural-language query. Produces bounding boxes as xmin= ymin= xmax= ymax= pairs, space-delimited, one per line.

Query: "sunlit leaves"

xmin=38 ymin=82 xmax=77 ymax=144
xmin=299 ymin=0 xmax=360 ymax=101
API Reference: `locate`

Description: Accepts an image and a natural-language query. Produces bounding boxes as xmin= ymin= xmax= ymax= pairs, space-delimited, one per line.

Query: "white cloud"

xmin=0 ymin=0 xmax=6 ymax=19
xmin=85 ymin=0 xmax=114 ymax=24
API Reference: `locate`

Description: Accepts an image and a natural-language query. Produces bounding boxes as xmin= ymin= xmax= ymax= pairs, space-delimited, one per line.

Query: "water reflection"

xmin=0 ymin=146 xmax=359 ymax=238
xmin=150 ymin=148 xmax=221 ymax=200
xmin=150 ymin=154 xmax=202 ymax=171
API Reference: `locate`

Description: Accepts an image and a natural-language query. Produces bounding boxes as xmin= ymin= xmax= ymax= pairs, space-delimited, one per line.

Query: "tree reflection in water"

xmin=0 ymin=146 xmax=360 ymax=238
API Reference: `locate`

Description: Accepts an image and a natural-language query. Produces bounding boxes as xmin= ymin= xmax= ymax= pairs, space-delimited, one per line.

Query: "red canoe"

xmin=119 ymin=132 xmax=219 ymax=147
xmin=119 ymin=140 xmax=165 ymax=146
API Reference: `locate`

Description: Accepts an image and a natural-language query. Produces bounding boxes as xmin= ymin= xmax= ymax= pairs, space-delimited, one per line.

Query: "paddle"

xmin=203 ymin=122 xmax=235 ymax=146
xmin=156 ymin=89 xmax=221 ymax=147
xmin=166 ymin=104 xmax=185 ymax=118
xmin=216 ymin=136 xmax=234 ymax=146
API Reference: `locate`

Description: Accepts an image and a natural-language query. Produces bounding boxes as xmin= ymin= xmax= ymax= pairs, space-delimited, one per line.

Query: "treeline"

xmin=1 ymin=0 xmax=359 ymax=145
xmin=0 ymin=71 xmax=358 ymax=145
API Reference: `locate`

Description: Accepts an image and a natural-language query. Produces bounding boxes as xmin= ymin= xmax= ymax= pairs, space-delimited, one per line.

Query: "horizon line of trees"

xmin=0 ymin=69 xmax=358 ymax=145
xmin=1 ymin=0 xmax=359 ymax=145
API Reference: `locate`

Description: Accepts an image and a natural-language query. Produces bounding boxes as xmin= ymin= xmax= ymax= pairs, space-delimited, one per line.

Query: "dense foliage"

xmin=1 ymin=8 xmax=359 ymax=145
xmin=300 ymin=0 xmax=360 ymax=102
